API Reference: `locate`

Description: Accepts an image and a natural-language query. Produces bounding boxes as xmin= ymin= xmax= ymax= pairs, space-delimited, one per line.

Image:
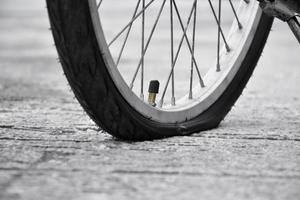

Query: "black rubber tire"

xmin=46 ymin=0 xmax=273 ymax=141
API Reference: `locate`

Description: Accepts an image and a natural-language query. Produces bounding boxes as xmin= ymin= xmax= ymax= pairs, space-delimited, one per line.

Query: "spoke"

xmin=108 ymin=0 xmax=157 ymax=47
xmin=217 ymin=0 xmax=221 ymax=72
xmin=116 ymin=0 xmax=142 ymax=67
xmin=228 ymin=0 xmax=243 ymax=29
xmin=170 ymin=0 xmax=175 ymax=106
xmin=97 ymin=0 xmax=103 ymax=9
xmin=140 ymin=0 xmax=146 ymax=100
xmin=189 ymin=0 xmax=197 ymax=99
xmin=207 ymin=0 xmax=230 ymax=52
xmin=130 ymin=0 xmax=167 ymax=89
xmin=172 ymin=0 xmax=205 ymax=87
xmin=159 ymin=1 xmax=200 ymax=107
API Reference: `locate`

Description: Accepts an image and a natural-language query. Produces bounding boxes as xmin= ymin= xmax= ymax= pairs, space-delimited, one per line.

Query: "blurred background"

xmin=0 ymin=0 xmax=299 ymax=98
xmin=0 ymin=0 xmax=299 ymax=104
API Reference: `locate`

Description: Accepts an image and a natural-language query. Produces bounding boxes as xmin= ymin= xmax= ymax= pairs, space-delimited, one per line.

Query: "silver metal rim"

xmin=88 ymin=0 xmax=262 ymax=123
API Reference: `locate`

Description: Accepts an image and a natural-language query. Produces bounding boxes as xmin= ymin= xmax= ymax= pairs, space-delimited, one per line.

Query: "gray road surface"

xmin=0 ymin=0 xmax=300 ymax=200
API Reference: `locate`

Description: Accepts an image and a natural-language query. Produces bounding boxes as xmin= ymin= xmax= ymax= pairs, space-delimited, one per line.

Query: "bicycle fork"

xmin=258 ymin=0 xmax=300 ymax=43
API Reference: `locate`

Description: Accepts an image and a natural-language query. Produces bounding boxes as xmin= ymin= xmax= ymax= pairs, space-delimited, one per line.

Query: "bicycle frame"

xmin=258 ymin=0 xmax=300 ymax=43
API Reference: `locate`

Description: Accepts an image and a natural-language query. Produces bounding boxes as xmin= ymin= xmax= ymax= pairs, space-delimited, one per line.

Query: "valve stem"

xmin=148 ymin=80 xmax=160 ymax=107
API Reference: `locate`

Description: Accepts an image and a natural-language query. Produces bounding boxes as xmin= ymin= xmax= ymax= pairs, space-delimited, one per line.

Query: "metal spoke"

xmin=207 ymin=0 xmax=230 ymax=52
xmin=217 ymin=0 xmax=221 ymax=72
xmin=96 ymin=0 xmax=254 ymax=109
xmin=140 ymin=0 xmax=146 ymax=100
xmin=116 ymin=0 xmax=142 ymax=66
xmin=97 ymin=0 xmax=103 ymax=9
xmin=228 ymin=0 xmax=243 ymax=29
xmin=170 ymin=0 xmax=175 ymax=106
xmin=158 ymin=1 xmax=199 ymax=108
xmin=108 ymin=0 xmax=157 ymax=47
xmin=189 ymin=0 xmax=197 ymax=99
xmin=130 ymin=0 xmax=167 ymax=89
xmin=172 ymin=0 xmax=204 ymax=87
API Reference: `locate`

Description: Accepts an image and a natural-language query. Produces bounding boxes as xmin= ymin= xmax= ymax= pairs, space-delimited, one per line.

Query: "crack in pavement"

xmin=0 ymin=150 xmax=70 ymax=198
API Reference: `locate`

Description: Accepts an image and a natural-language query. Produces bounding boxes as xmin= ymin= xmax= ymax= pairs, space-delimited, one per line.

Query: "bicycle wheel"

xmin=47 ymin=0 xmax=273 ymax=140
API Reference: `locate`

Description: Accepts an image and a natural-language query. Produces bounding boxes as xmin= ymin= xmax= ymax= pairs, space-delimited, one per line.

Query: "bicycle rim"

xmin=88 ymin=0 xmax=262 ymax=123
